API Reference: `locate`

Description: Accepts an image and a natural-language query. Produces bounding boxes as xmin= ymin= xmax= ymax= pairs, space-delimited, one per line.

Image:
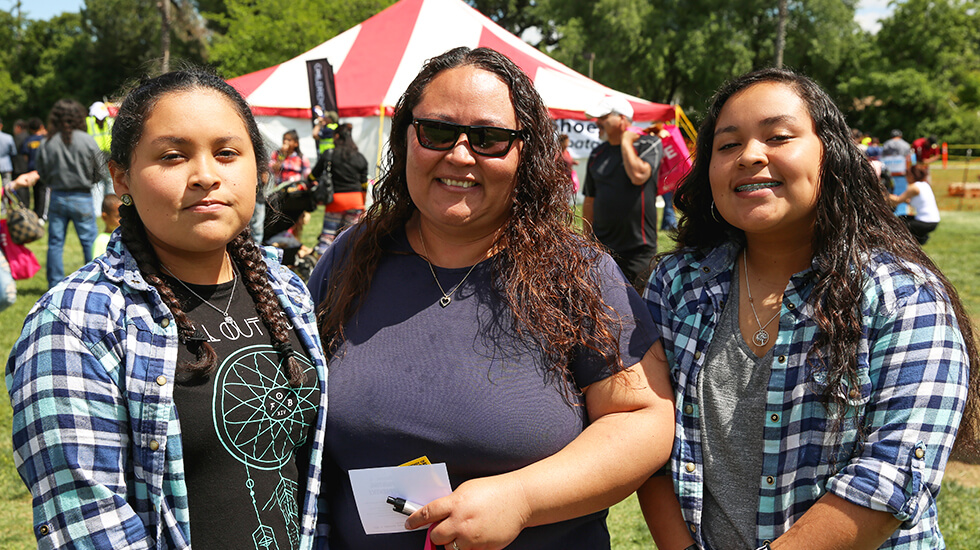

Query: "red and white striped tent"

xmin=229 ymin=0 xmax=675 ymax=176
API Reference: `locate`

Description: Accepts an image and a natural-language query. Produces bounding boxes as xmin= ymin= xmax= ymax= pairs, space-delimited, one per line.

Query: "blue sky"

xmin=21 ymin=0 xmax=895 ymax=33
xmin=11 ymin=0 xmax=85 ymax=21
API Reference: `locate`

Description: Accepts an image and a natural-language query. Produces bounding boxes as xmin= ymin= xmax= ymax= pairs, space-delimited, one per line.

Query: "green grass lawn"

xmin=2 ymin=180 xmax=980 ymax=547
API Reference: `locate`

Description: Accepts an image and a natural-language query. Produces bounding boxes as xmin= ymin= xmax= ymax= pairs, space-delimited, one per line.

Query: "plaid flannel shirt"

xmin=643 ymin=242 xmax=968 ymax=549
xmin=6 ymin=233 xmax=329 ymax=549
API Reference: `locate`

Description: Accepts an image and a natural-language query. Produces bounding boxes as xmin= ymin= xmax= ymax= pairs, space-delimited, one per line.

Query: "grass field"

xmin=2 ymin=167 xmax=980 ymax=547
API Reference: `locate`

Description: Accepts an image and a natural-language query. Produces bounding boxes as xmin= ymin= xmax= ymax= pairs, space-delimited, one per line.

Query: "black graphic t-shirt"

xmin=167 ymin=273 xmax=320 ymax=550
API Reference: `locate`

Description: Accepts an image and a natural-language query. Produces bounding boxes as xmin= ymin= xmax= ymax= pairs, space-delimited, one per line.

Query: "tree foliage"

xmin=1 ymin=0 xmax=978 ymax=144
xmin=529 ymin=0 xmax=863 ymax=119
xmin=839 ymin=0 xmax=980 ymax=142
xmin=207 ymin=0 xmax=395 ymax=77
xmin=0 ymin=0 xmax=207 ymax=119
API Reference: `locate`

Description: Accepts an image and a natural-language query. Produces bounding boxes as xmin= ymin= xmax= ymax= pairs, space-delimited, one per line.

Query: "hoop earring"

xmin=710 ymin=200 xmax=722 ymax=223
xmin=121 ymin=194 xmax=133 ymax=207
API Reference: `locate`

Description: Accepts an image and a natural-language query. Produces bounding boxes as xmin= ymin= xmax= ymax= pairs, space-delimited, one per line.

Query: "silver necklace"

xmin=160 ymin=258 xmax=237 ymax=323
xmin=743 ymin=248 xmax=780 ymax=347
xmin=417 ymin=224 xmax=481 ymax=308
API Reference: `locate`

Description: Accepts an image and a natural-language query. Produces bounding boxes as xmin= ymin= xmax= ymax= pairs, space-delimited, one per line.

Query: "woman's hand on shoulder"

xmin=404 ymin=474 xmax=532 ymax=550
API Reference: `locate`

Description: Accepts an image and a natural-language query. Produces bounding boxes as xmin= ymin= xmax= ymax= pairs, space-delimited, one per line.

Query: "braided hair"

xmin=110 ymin=68 xmax=305 ymax=386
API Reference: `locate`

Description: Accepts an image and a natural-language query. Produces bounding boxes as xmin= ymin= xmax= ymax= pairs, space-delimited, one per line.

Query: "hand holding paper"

xmin=404 ymin=474 xmax=532 ymax=550
xmin=348 ymin=463 xmax=452 ymax=535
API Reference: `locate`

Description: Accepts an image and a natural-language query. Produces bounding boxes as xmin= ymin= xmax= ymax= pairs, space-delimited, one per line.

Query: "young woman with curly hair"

xmin=7 ymin=69 xmax=329 ymax=550
xmin=639 ymin=68 xmax=978 ymax=550
xmin=308 ymin=47 xmax=675 ymax=550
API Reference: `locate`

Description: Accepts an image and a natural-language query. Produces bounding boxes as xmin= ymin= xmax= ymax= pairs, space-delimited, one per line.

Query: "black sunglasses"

xmin=411 ymin=118 xmax=525 ymax=158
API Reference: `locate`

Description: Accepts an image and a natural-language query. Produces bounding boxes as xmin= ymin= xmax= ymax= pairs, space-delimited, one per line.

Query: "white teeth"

xmin=736 ymin=181 xmax=781 ymax=192
xmin=442 ymin=178 xmax=477 ymax=188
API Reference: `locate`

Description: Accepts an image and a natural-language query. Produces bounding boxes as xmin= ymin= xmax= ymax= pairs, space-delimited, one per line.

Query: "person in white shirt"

xmin=890 ymin=164 xmax=940 ymax=244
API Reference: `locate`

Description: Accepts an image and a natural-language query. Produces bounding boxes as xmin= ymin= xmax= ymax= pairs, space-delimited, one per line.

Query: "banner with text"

xmin=306 ymin=58 xmax=337 ymax=123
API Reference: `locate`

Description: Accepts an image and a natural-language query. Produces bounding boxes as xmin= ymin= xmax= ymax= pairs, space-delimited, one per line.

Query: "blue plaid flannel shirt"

xmin=6 ymin=233 xmax=329 ymax=549
xmin=643 ymin=242 xmax=968 ymax=549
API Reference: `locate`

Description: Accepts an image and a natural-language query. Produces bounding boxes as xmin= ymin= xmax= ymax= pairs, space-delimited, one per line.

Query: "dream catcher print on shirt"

xmin=212 ymin=344 xmax=318 ymax=550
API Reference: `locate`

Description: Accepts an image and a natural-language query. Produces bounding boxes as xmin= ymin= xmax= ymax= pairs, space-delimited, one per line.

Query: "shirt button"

xmin=787 ymin=303 xmax=795 ymax=310
xmin=685 ymin=462 xmax=696 ymax=473
xmin=915 ymin=448 xmax=925 ymax=459
xmin=684 ymin=404 xmax=694 ymax=415
xmin=689 ymin=523 xmax=697 ymax=534
xmin=770 ymin=413 xmax=779 ymax=422
xmin=701 ymin=267 xmax=710 ymax=273
xmin=848 ymin=388 xmax=861 ymax=399
xmin=38 ymin=524 xmax=50 ymax=536
xmin=156 ymin=376 xmax=167 ymax=386
xmin=694 ymin=351 xmax=702 ymax=360
xmin=766 ymin=475 xmax=775 ymax=485
xmin=778 ymin=355 xmax=786 ymax=363
xmin=149 ymin=440 xmax=160 ymax=451
xmin=161 ymin=318 xmax=170 ymax=328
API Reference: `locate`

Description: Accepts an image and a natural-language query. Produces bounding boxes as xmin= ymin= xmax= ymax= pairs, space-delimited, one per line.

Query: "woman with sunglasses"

xmin=307 ymin=47 xmax=675 ymax=550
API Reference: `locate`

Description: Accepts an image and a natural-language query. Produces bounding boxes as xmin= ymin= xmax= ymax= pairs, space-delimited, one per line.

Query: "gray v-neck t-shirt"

xmin=699 ymin=276 xmax=772 ymax=550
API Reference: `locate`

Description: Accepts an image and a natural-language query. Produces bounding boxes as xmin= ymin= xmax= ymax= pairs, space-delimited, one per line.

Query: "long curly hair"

xmin=672 ymin=67 xmax=979 ymax=455
xmin=109 ymin=68 xmax=306 ymax=387
xmin=317 ymin=47 xmax=630 ymax=395
xmin=46 ymin=99 xmax=86 ymax=146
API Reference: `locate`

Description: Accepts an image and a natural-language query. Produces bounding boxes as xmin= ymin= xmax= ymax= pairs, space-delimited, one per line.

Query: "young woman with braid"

xmin=6 ymin=69 xmax=328 ymax=550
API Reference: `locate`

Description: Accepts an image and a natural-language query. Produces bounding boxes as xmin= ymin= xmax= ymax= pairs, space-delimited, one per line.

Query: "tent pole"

xmin=376 ymin=106 xmax=386 ymax=174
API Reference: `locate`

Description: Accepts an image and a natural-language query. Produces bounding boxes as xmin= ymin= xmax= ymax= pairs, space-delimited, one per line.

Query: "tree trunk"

xmin=159 ymin=0 xmax=171 ymax=73
xmin=775 ymin=0 xmax=788 ymax=68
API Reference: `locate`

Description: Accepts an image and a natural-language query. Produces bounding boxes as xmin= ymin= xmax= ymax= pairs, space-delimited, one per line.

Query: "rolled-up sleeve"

xmin=824 ymin=280 xmax=968 ymax=528
xmin=6 ymin=304 xmax=151 ymax=549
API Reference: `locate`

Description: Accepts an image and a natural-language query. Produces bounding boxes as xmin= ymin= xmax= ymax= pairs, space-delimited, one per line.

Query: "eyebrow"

xmin=150 ymin=135 xmax=245 ymax=146
xmin=416 ymin=114 xmax=513 ymax=128
xmin=713 ymin=115 xmax=800 ymax=137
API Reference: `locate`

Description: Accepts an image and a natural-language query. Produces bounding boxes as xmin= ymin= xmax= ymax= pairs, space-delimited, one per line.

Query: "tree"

xmin=775 ymin=0 xmax=787 ymax=67
xmin=468 ymin=0 xmax=552 ymax=45
xmin=0 ymin=10 xmax=27 ymax=114
xmin=7 ymin=13 xmax=89 ymax=117
xmin=839 ymin=0 xmax=980 ymax=142
xmin=530 ymin=0 xmax=862 ymax=119
xmin=208 ymin=0 xmax=395 ymax=78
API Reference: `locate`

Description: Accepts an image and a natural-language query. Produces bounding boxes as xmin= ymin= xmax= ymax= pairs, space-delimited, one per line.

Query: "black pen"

xmin=386 ymin=495 xmax=423 ymax=516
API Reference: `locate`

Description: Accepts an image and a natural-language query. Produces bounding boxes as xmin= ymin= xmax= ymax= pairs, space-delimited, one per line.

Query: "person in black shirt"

xmin=582 ymin=96 xmax=663 ymax=291
xmin=309 ymin=123 xmax=369 ymax=256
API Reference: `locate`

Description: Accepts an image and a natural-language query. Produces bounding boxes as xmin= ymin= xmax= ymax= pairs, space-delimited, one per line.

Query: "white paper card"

xmin=348 ymin=463 xmax=453 ymax=535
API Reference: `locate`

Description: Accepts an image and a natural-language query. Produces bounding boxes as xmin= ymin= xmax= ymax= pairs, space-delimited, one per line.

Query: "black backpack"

xmin=313 ymin=149 xmax=334 ymax=205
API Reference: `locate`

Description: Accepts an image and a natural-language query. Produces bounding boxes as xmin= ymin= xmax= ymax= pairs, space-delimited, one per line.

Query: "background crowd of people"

xmin=2 ymin=46 xmax=977 ymax=550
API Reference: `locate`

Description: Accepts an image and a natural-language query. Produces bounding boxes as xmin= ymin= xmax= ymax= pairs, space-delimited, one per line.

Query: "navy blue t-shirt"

xmin=308 ymin=228 xmax=658 ymax=550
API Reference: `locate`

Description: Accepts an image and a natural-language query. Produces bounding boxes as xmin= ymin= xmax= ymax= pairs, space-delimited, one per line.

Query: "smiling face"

xmin=406 ymin=65 xmax=521 ymax=238
xmin=110 ymin=89 xmax=257 ymax=265
xmin=709 ymin=82 xmax=824 ymax=241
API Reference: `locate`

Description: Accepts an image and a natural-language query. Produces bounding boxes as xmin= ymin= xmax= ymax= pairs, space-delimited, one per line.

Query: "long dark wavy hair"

xmin=672 ymin=67 xmax=979 ymax=455
xmin=46 ymin=98 xmax=86 ymax=146
xmin=317 ymin=47 xmax=629 ymax=394
xmin=109 ymin=68 xmax=306 ymax=387
xmin=332 ymin=124 xmax=359 ymax=164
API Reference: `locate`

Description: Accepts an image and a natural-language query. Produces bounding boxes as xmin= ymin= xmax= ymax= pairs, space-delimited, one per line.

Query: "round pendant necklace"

xmin=417 ymin=224 xmax=480 ymax=308
xmin=160 ymin=256 xmax=237 ymax=323
xmin=743 ymin=248 xmax=780 ymax=347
